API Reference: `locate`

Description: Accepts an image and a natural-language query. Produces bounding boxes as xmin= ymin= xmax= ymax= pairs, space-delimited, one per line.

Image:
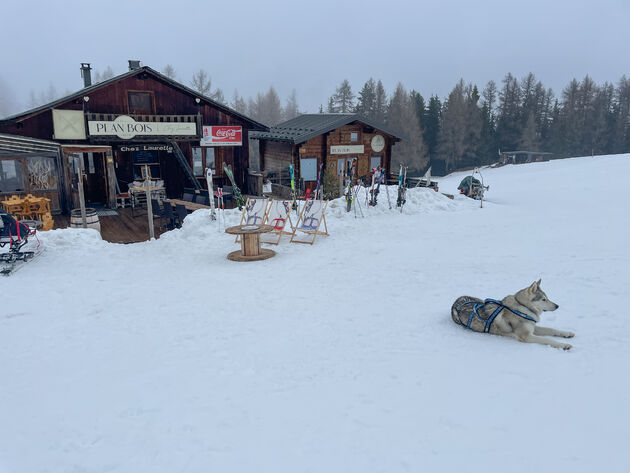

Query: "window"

xmin=0 ymin=159 xmax=26 ymax=192
xmin=192 ymin=147 xmax=203 ymax=176
xmin=350 ymin=132 xmax=358 ymax=142
xmin=28 ymin=156 xmax=58 ymax=190
xmin=370 ymin=156 xmax=382 ymax=170
xmin=205 ymin=148 xmax=215 ymax=171
xmin=300 ymin=158 xmax=317 ymax=181
xmin=128 ymin=92 xmax=154 ymax=114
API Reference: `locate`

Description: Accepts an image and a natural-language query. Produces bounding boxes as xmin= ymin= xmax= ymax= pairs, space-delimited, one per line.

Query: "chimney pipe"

xmin=128 ymin=60 xmax=141 ymax=71
xmin=80 ymin=63 xmax=92 ymax=88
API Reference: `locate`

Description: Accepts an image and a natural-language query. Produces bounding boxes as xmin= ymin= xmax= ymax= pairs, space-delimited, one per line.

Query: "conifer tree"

xmin=231 ymin=90 xmax=247 ymax=114
xmin=332 ymin=79 xmax=355 ymax=113
xmin=282 ymin=89 xmax=299 ymax=121
xmin=436 ymin=80 xmax=482 ymax=171
xmin=356 ymin=78 xmax=376 ymax=116
xmin=424 ymin=95 xmax=442 ymax=160
xmin=496 ymin=73 xmax=522 ymax=151
xmin=374 ymin=80 xmax=387 ymax=122
xmin=387 ymin=83 xmax=427 ymax=172
xmin=410 ymin=90 xmax=426 ymax=132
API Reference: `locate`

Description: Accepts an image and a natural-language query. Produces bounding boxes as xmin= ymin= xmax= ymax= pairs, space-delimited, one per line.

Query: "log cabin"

xmin=251 ymin=114 xmax=401 ymax=194
xmin=0 ymin=62 xmax=268 ymax=213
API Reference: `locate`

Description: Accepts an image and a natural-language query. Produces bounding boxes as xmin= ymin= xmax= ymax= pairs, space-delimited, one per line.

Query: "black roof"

xmin=250 ymin=113 xmax=403 ymax=144
xmin=0 ymin=66 xmax=268 ymax=131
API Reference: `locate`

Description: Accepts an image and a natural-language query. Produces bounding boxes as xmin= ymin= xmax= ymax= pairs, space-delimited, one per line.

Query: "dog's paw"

xmin=563 ymin=331 xmax=575 ymax=339
xmin=560 ymin=343 xmax=572 ymax=351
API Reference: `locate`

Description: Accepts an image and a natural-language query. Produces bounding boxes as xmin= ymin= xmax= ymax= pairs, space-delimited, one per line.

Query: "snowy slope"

xmin=1 ymin=154 xmax=629 ymax=473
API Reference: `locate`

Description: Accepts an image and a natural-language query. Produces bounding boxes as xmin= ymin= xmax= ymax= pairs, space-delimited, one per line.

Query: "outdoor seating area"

xmin=0 ymin=194 xmax=54 ymax=230
xmin=235 ymin=197 xmax=329 ymax=248
xmin=127 ymin=180 xmax=167 ymax=217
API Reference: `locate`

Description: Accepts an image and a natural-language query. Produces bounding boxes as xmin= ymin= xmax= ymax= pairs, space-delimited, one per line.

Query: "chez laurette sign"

xmin=87 ymin=115 xmax=197 ymax=139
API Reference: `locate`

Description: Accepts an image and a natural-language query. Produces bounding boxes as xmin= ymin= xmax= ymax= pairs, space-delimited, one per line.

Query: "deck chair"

xmin=261 ymin=199 xmax=295 ymax=245
xmin=235 ymin=197 xmax=269 ymax=242
xmin=290 ymin=199 xmax=329 ymax=245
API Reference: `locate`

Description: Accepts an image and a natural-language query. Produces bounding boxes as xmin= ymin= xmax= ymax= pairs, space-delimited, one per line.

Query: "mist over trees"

xmin=0 ymin=76 xmax=19 ymax=118
xmin=191 ymin=69 xmax=225 ymax=104
xmin=231 ymin=86 xmax=300 ymax=126
xmin=9 ymin=63 xmax=630 ymax=172
xmin=323 ymin=73 xmax=630 ymax=174
xmin=92 ymin=66 xmax=114 ymax=84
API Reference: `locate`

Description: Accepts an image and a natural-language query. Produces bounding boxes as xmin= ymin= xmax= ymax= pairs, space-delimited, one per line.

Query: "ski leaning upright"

xmin=344 ymin=158 xmax=357 ymax=212
xmin=205 ymin=167 xmax=216 ymax=220
xmin=313 ymin=162 xmax=324 ymax=200
xmin=289 ymin=164 xmax=299 ymax=216
xmin=369 ymin=166 xmax=383 ymax=207
xmin=223 ymin=164 xmax=245 ymax=210
xmin=396 ymin=163 xmax=408 ymax=212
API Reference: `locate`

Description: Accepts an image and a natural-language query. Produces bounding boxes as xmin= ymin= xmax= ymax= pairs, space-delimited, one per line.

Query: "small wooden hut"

xmin=251 ymin=114 xmax=401 ymax=193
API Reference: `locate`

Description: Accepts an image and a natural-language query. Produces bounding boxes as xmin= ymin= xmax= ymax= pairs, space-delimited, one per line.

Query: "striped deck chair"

xmin=290 ymin=199 xmax=329 ymax=245
xmin=261 ymin=199 xmax=294 ymax=245
xmin=235 ymin=197 xmax=269 ymax=242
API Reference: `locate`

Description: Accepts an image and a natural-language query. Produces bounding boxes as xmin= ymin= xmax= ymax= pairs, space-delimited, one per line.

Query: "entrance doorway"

xmin=82 ymin=152 xmax=108 ymax=204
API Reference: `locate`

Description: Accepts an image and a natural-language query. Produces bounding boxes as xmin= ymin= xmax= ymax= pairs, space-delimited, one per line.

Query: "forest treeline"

xmin=320 ymin=73 xmax=630 ymax=174
xmin=11 ymin=64 xmax=630 ymax=175
xmin=233 ymin=72 xmax=630 ymax=175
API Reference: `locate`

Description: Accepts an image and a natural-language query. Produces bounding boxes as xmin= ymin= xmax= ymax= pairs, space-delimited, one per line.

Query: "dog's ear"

xmin=537 ymin=279 xmax=542 ymax=287
xmin=528 ymin=281 xmax=538 ymax=293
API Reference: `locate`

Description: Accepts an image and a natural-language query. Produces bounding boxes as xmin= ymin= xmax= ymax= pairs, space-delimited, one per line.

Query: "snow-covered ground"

xmin=1 ymin=154 xmax=629 ymax=473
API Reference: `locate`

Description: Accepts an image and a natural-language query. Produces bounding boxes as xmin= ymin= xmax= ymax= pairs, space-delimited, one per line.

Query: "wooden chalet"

xmin=251 ymin=114 xmax=401 ymax=192
xmin=0 ymin=62 xmax=267 ymax=214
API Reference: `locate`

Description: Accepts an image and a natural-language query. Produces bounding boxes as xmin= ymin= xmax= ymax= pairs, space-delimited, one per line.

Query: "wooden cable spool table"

xmin=224 ymin=224 xmax=275 ymax=262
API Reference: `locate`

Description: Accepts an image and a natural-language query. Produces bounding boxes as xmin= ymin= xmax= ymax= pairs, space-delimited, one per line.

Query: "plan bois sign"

xmin=88 ymin=115 xmax=197 ymax=139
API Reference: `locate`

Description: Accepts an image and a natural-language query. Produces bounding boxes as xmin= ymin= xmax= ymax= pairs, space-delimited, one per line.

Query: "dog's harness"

xmin=456 ymin=299 xmax=537 ymax=333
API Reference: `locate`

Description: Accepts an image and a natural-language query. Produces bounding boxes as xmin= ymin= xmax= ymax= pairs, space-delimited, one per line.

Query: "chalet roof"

xmin=0 ymin=132 xmax=61 ymax=156
xmin=250 ymin=113 xmax=403 ymax=144
xmin=0 ymin=66 xmax=268 ymax=131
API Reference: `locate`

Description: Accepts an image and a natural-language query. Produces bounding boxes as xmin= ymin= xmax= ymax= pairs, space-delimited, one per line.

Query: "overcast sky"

xmin=1 ymin=0 xmax=629 ymax=115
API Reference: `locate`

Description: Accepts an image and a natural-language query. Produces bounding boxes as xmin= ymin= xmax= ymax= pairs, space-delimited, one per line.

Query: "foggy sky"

xmin=1 ymin=0 xmax=629 ymax=116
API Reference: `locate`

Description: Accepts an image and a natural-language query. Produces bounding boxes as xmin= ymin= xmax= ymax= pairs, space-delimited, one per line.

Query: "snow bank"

xmin=1 ymin=153 xmax=629 ymax=473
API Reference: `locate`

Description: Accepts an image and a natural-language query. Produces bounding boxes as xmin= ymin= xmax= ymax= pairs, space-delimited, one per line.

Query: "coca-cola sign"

xmin=201 ymin=126 xmax=242 ymax=146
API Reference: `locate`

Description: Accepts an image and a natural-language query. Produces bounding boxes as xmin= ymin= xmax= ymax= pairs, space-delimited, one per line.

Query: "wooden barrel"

xmin=70 ymin=208 xmax=101 ymax=233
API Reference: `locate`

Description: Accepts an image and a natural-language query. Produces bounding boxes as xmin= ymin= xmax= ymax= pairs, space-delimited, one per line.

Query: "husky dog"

xmin=451 ymin=280 xmax=574 ymax=350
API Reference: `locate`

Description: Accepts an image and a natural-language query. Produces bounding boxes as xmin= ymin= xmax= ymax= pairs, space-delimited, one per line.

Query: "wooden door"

xmin=83 ymin=152 xmax=107 ymax=204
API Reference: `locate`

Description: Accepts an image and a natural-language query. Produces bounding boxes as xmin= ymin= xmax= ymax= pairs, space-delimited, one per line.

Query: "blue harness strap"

xmin=456 ymin=299 xmax=537 ymax=333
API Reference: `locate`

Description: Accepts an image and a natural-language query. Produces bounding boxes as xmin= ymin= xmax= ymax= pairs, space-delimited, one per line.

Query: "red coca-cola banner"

xmin=201 ymin=126 xmax=242 ymax=146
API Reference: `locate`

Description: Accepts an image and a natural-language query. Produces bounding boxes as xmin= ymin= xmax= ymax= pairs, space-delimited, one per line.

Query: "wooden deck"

xmin=52 ymin=208 xmax=169 ymax=243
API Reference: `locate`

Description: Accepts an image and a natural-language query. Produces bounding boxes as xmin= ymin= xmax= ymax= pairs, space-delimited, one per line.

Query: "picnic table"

xmin=165 ymin=198 xmax=212 ymax=211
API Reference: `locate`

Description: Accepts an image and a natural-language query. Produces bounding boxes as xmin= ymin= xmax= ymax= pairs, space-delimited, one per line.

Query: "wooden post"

xmin=105 ymin=149 xmax=117 ymax=209
xmin=144 ymin=165 xmax=155 ymax=240
xmin=75 ymin=154 xmax=87 ymax=228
